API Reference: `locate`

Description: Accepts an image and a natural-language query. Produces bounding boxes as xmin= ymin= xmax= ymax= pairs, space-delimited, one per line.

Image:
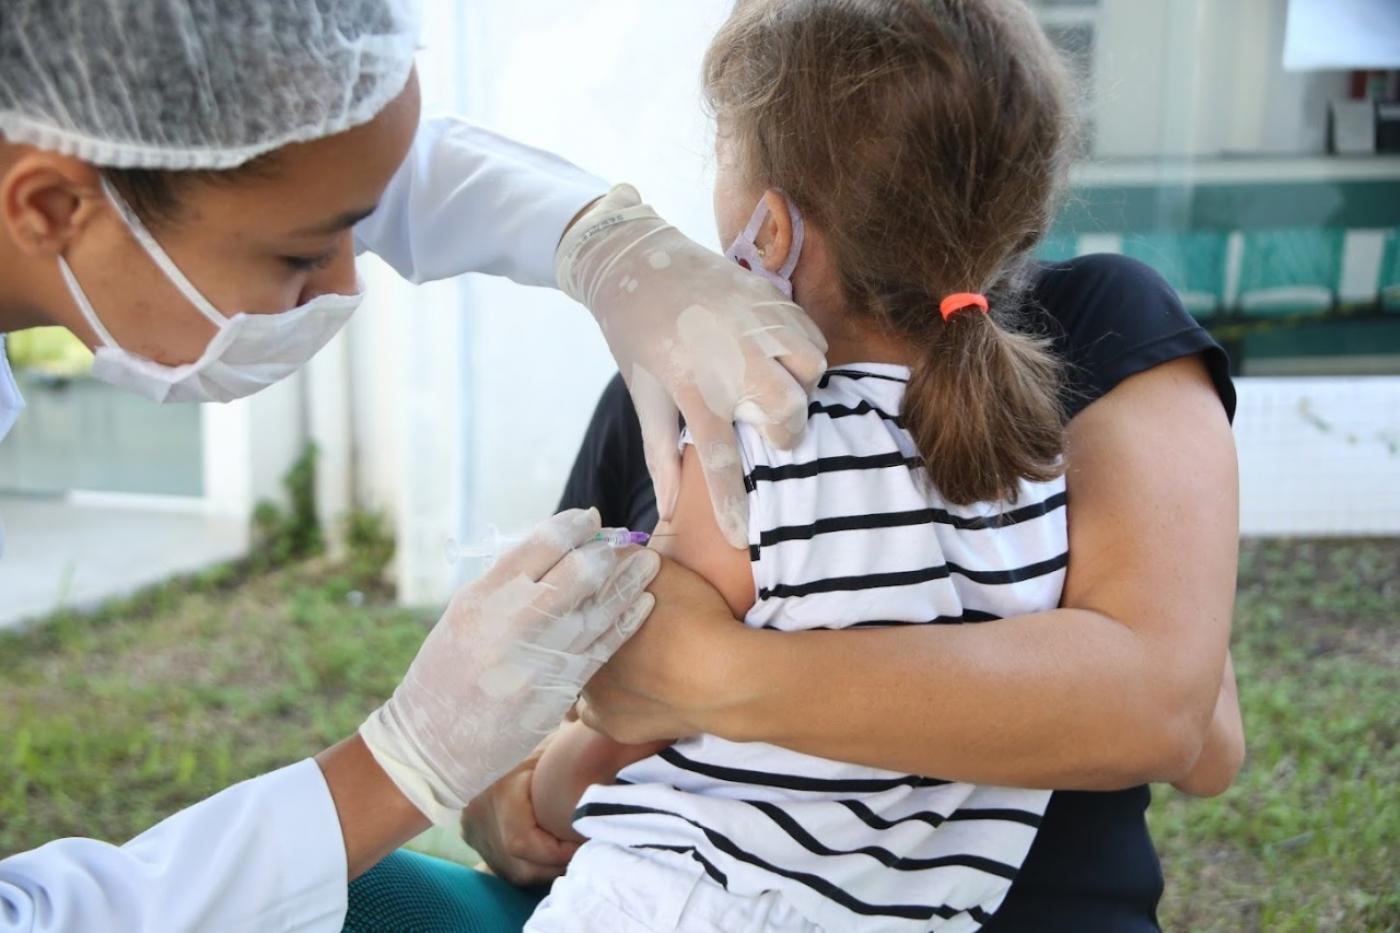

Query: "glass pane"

xmin=1033 ymin=0 xmax=1400 ymax=375
xmin=0 ymin=333 xmax=202 ymax=496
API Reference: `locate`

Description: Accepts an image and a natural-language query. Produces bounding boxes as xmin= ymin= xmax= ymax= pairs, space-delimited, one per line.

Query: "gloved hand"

xmin=557 ymin=185 xmax=828 ymax=547
xmin=359 ymin=508 xmax=660 ymax=827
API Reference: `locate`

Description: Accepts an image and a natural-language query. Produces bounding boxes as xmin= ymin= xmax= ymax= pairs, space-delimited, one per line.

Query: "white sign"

xmin=1284 ymin=0 xmax=1400 ymax=71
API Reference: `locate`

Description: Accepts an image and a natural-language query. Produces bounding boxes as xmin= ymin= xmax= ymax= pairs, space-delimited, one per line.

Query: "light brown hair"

xmin=704 ymin=0 xmax=1075 ymax=504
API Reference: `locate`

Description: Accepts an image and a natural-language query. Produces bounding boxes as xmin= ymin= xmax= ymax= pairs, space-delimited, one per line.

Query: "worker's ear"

xmin=0 ymin=150 xmax=106 ymax=259
xmin=752 ymin=189 xmax=794 ymax=276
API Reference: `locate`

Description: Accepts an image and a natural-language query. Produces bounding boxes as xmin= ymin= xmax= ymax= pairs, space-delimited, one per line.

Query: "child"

xmin=526 ymin=1 xmax=1076 ymax=929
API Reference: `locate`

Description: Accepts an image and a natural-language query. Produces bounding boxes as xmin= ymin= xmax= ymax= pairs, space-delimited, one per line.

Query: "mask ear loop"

xmin=738 ymin=196 xmax=773 ymax=246
xmin=774 ymin=192 xmax=805 ymax=282
xmin=743 ymin=192 xmax=806 ymax=282
xmin=98 ymin=177 xmax=230 ymax=330
xmin=56 ymin=255 xmax=123 ymax=350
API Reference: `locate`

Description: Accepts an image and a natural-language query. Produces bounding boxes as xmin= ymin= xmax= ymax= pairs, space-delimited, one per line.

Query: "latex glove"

xmin=556 ymin=184 xmax=828 ymax=547
xmin=360 ymin=508 xmax=660 ymax=827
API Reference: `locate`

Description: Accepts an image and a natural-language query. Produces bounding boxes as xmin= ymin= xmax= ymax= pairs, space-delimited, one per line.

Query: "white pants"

xmin=525 ymin=841 xmax=825 ymax=933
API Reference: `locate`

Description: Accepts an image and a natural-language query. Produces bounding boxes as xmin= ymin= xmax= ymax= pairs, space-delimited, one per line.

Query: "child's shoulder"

xmin=809 ymin=365 xmax=910 ymax=424
xmin=735 ymin=364 xmax=914 ymax=472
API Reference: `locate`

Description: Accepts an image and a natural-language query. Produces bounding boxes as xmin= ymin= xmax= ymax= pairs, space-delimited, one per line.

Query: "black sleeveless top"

xmin=557 ymin=254 xmax=1236 ymax=931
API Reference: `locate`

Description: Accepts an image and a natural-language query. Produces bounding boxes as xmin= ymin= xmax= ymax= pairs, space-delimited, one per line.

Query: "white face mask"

xmin=56 ymin=178 xmax=364 ymax=404
xmin=724 ymin=192 xmax=806 ymax=299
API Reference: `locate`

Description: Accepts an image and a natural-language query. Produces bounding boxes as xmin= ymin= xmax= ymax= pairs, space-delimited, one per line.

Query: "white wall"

xmin=349 ymin=0 xmax=477 ymax=604
xmin=1236 ymin=377 xmax=1400 ymax=536
xmin=201 ymin=365 xmax=305 ymax=538
xmin=1092 ymin=0 xmax=1350 ymax=160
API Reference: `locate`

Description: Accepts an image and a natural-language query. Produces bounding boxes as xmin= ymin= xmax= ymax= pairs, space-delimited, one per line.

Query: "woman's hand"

xmin=579 ymin=557 xmax=756 ymax=745
xmin=459 ymin=737 xmax=578 ymax=888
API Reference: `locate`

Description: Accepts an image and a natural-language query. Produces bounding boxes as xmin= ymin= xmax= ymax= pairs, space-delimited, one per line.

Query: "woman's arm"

xmin=0 ymin=741 xmax=417 ymax=933
xmin=582 ymin=355 xmax=1240 ymax=790
xmin=318 ymin=735 xmax=432 ymax=879
xmin=353 ymin=116 xmax=608 ymax=287
xmin=1171 ymin=653 xmax=1245 ymax=797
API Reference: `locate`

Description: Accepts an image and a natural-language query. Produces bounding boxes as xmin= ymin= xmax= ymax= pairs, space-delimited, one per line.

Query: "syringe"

xmin=593 ymin=529 xmax=656 ymax=548
xmin=445 ymin=527 xmax=665 ymax=565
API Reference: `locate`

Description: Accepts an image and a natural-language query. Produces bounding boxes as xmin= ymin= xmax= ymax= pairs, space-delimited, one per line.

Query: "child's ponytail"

xmin=903 ymin=295 xmax=1064 ymax=505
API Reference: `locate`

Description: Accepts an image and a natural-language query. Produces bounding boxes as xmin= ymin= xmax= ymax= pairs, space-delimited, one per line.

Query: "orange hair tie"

xmin=939 ymin=292 xmax=989 ymax=321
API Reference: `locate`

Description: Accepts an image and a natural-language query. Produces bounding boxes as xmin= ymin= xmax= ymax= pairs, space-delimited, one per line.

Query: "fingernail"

xmin=785 ymin=404 xmax=808 ymax=437
xmin=719 ymin=503 xmax=748 ymax=549
xmin=554 ymin=508 xmax=600 ymax=545
xmin=577 ymin=542 xmax=618 ymax=587
xmin=620 ymin=549 xmax=661 ymax=590
xmin=654 ymin=478 xmax=679 ymax=520
xmin=734 ymin=399 xmax=767 ymax=425
xmin=618 ymin=593 xmax=655 ymax=636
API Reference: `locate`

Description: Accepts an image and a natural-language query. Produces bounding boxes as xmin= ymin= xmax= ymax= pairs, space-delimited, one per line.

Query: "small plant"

xmin=342 ymin=508 xmax=396 ymax=595
xmin=250 ymin=444 xmax=324 ymax=570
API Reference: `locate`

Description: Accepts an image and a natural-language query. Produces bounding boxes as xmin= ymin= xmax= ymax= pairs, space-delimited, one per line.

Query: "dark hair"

xmin=704 ymin=0 xmax=1076 ymax=504
xmin=101 ymin=153 xmax=280 ymax=229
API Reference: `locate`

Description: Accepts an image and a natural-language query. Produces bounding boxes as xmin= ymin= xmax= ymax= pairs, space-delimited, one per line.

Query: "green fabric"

xmin=343 ymin=850 xmax=547 ymax=933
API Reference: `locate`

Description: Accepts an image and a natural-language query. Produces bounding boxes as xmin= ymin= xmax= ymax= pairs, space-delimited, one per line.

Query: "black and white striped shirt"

xmin=575 ymin=364 xmax=1068 ymax=932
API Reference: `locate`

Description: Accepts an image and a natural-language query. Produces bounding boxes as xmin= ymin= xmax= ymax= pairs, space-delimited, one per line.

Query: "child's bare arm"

xmin=531 ymin=720 xmax=668 ymax=842
xmin=650 ymin=445 xmax=759 ymax=617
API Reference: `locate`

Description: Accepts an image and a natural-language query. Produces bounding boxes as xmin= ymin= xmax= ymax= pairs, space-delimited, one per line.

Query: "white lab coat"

xmin=0 ymin=115 xmax=608 ymax=933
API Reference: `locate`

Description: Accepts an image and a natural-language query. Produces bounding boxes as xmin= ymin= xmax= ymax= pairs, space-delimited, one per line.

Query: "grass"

xmin=0 ymin=560 xmax=427 ymax=851
xmin=2 ymin=539 xmax=1397 ymax=930
xmin=1149 ymin=538 xmax=1399 ymax=931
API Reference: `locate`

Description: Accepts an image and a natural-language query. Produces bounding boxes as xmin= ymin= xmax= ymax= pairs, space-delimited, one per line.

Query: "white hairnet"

xmin=0 ymin=0 xmax=420 ymax=170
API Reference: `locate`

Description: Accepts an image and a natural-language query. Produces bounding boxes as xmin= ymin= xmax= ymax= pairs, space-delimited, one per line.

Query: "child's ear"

xmin=755 ymin=188 xmax=794 ymax=275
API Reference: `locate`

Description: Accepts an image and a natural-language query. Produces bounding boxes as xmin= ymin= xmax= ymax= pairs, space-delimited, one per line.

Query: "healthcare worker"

xmin=0 ymin=2 xmax=827 ymax=930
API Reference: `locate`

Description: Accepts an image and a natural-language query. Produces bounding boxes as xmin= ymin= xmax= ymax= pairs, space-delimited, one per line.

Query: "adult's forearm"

xmin=316 ymin=734 xmax=430 ymax=880
xmin=710 ymin=607 xmax=1207 ymax=791
xmin=1170 ymin=653 xmax=1244 ymax=797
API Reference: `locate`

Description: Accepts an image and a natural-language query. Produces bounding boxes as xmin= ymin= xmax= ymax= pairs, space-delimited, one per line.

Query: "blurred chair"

xmin=1381 ymin=229 xmax=1400 ymax=312
xmin=1035 ymin=231 xmax=1079 ymax=262
xmin=1236 ymin=227 xmax=1344 ymax=317
xmin=1121 ymin=230 xmax=1229 ymax=319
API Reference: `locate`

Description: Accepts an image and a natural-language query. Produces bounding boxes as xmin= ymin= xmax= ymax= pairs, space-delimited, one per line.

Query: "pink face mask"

xmin=724 ymin=192 xmax=806 ymax=299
